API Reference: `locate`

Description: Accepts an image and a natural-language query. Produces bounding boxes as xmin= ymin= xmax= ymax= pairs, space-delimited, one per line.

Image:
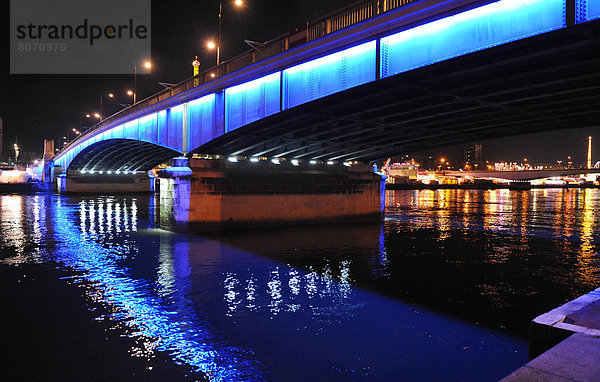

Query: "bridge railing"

xmin=66 ymin=0 xmax=418 ymax=150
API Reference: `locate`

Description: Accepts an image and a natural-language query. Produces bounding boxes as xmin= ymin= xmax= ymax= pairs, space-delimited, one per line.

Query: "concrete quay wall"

xmin=158 ymin=159 xmax=385 ymax=230
xmin=502 ymin=287 xmax=600 ymax=381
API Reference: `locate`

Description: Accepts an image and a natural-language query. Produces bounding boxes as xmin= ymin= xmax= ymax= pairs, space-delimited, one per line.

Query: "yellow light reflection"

xmin=0 ymin=195 xmax=27 ymax=265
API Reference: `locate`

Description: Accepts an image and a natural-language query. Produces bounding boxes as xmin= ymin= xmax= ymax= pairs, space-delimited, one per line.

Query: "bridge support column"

xmin=158 ymin=157 xmax=193 ymax=224
xmin=158 ymin=158 xmax=386 ymax=230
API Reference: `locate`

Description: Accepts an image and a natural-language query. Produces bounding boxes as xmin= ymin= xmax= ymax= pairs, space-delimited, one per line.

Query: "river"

xmin=0 ymin=188 xmax=598 ymax=381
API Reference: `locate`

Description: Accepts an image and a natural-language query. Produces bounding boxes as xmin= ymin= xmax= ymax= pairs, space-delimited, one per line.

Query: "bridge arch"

xmin=64 ymin=139 xmax=181 ymax=173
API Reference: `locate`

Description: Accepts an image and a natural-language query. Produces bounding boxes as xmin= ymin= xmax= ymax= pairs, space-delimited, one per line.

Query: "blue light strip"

xmin=187 ymin=94 xmax=216 ymax=149
xmin=225 ymin=72 xmax=281 ymax=132
xmin=582 ymin=0 xmax=600 ymax=21
xmin=381 ymin=0 xmax=566 ymax=78
xmin=283 ymin=41 xmax=376 ymax=110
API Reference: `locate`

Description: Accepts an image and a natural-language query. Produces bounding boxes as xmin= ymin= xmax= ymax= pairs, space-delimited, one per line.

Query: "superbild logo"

xmin=15 ymin=19 xmax=148 ymax=46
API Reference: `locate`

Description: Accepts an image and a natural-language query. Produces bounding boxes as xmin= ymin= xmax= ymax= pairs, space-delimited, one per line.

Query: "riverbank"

xmin=502 ymin=288 xmax=600 ymax=381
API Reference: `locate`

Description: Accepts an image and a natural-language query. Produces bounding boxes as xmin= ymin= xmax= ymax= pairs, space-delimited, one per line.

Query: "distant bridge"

xmin=445 ymin=168 xmax=600 ymax=181
xmin=52 ymin=0 xmax=600 ymax=174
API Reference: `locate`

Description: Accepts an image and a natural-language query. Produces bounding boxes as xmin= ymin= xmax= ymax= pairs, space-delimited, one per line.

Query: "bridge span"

xmin=43 ymin=0 xmax=600 ymax=226
xmin=51 ymin=0 xmax=600 ymax=174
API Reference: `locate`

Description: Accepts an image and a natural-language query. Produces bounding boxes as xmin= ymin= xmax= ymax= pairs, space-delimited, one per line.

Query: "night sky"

xmin=0 ymin=0 xmax=597 ymax=164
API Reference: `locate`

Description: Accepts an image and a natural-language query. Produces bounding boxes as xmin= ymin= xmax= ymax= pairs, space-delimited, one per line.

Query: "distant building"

xmin=463 ymin=147 xmax=473 ymax=167
xmin=463 ymin=143 xmax=482 ymax=168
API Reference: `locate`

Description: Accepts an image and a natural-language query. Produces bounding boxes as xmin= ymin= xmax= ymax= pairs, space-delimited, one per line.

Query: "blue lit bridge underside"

xmin=55 ymin=0 xmax=600 ymax=172
xmin=67 ymin=140 xmax=180 ymax=173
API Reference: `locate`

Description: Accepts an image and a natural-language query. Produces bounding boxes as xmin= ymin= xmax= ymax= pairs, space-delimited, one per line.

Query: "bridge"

xmin=50 ymin=0 xmax=600 ymax=175
xmin=43 ymin=0 xmax=600 ymax=226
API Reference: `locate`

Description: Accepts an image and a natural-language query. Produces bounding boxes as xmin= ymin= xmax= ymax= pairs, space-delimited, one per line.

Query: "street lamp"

xmin=127 ymin=90 xmax=134 ymax=104
xmin=133 ymin=61 xmax=152 ymax=104
xmin=79 ymin=113 xmax=92 ymax=130
xmin=209 ymin=0 xmax=244 ymax=67
xmin=100 ymin=92 xmax=115 ymax=121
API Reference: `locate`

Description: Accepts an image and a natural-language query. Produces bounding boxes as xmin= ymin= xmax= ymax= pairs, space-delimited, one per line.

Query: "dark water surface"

xmin=0 ymin=189 xmax=598 ymax=381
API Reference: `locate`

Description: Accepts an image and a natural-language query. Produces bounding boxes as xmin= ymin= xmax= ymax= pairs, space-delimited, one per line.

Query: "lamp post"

xmin=438 ymin=158 xmax=445 ymax=171
xmin=133 ymin=61 xmax=152 ymax=104
xmin=79 ymin=113 xmax=91 ymax=130
xmin=100 ymin=93 xmax=114 ymax=121
xmin=208 ymin=0 xmax=244 ymax=69
xmin=78 ymin=113 xmax=101 ymax=137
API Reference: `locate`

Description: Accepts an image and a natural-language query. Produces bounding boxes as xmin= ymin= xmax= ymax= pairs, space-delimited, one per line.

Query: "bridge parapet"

xmin=67 ymin=0 xmax=421 ymax=144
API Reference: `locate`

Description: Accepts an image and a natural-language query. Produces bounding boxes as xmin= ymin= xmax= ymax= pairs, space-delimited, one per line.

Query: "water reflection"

xmin=222 ymin=261 xmax=356 ymax=319
xmin=1 ymin=189 xmax=599 ymax=380
xmin=384 ymin=188 xmax=600 ymax=334
xmin=0 ymin=195 xmax=26 ymax=262
xmin=386 ymin=189 xmax=600 ymax=247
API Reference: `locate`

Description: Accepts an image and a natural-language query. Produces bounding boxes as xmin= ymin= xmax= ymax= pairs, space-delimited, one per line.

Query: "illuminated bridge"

xmin=52 ymin=0 xmax=600 ymax=174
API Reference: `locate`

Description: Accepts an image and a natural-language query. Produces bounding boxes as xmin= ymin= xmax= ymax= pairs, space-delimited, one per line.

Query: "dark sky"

xmin=0 ymin=0 xmax=597 ymax=164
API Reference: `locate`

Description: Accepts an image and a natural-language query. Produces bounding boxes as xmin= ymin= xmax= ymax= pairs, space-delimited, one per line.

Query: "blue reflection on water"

xmin=50 ymin=196 xmax=265 ymax=380
xmin=0 ymin=194 xmax=528 ymax=381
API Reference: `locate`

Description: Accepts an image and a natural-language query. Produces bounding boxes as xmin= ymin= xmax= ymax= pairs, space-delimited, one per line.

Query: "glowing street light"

xmin=438 ymin=158 xmax=446 ymax=171
xmin=13 ymin=143 xmax=19 ymax=164
xmin=210 ymin=0 xmax=244 ymax=67
xmin=79 ymin=113 xmax=93 ymax=130
xmin=100 ymin=92 xmax=115 ymax=121
xmin=133 ymin=60 xmax=152 ymax=104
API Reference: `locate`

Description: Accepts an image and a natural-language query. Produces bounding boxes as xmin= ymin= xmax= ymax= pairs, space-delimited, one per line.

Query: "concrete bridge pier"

xmin=158 ymin=157 xmax=193 ymax=224
xmin=158 ymin=157 xmax=386 ymax=230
